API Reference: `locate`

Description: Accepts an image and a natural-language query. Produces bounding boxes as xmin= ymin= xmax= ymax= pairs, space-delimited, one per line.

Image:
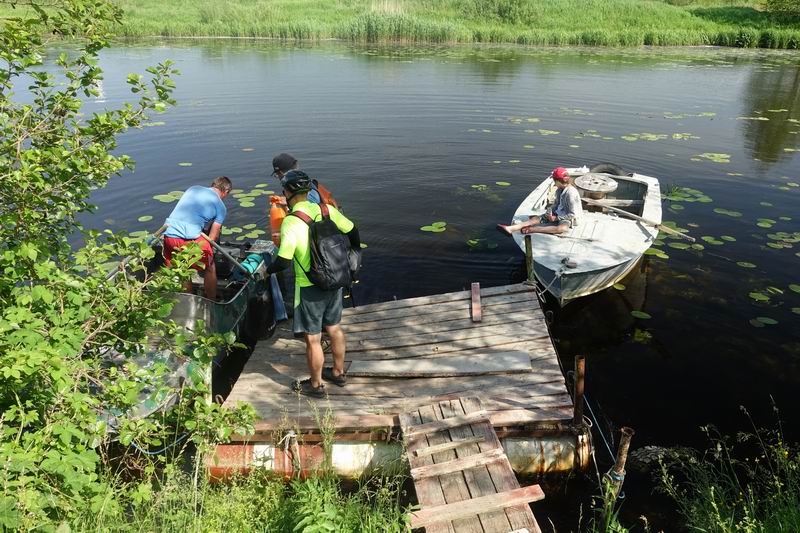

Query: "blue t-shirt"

xmin=164 ymin=186 xmax=227 ymax=239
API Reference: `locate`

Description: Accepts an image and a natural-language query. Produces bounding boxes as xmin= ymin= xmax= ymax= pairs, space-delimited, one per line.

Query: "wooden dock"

xmin=224 ymin=283 xmax=575 ymax=439
xmin=401 ymin=397 xmax=545 ymax=533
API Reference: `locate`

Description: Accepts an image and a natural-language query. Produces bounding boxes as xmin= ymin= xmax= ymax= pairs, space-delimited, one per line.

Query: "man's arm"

xmin=266 ymin=255 xmax=292 ymax=275
xmin=345 ymin=226 xmax=360 ymax=250
xmin=207 ymin=221 xmax=222 ymax=241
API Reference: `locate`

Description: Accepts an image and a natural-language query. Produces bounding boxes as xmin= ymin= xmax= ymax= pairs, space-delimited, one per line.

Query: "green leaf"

xmin=789 ymin=284 xmax=800 ymax=293
xmin=631 ymin=310 xmax=652 ymax=319
xmin=612 ymin=283 xmax=626 ymax=290
xmin=137 ymin=215 xmax=153 ymax=222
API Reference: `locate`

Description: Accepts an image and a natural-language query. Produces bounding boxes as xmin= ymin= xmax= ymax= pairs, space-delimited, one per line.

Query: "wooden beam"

xmin=410 ymin=485 xmax=545 ymax=528
xmin=410 ymin=447 xmax=506 ymax=479
xmin=346 ymin=352 xmax=532 ymax=378
xmin=470 ymin=282 xmax=482 ymax=322
xmin=414 ymin=436 xmax=485 ymax=457
xmin=403 ymin=410 xmax=490 ymax=437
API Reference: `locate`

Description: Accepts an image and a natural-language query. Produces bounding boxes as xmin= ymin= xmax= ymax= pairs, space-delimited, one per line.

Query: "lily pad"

xmin=749 ymin=318 xmax=765 ymax=328
xmin=178 ymin=162 xmax=193 ymax=167
xmin=137 ymin=215 xmax=153 ymax=222
xmin=720 ymin=235 xmax=736 ymax=242
xmin=789 ymin=284 xmax=800 ymax=293
xmin=667 ymin=242 xmax=690 ymax=250
xmin=538 ymin=129 xmax=559 ymax=136
xmin=243 ymin=224 xmax=257 ymax=230
xmin=495 ymin=181 xmax=511 ymax=187
xmin=241 ymin=147 xmax=255 ymax=152
xmin=631 ymin=310 xmax=652 ymax=319
xmin=756 ymin=316 xmax=778 ymax=325
xmin=431 ymin=221 xmax=447 ymax=229
xmin=736 ymin=262 xmax=756 ymax=268
xmin=748 ymin=292 xmax=770 ymax=302
xmin=792 ymin=308 xmax=800 ymax=314
xmin=360 ymin=243 xmax=368 ymax=249
xmin=240 ymin=202 xmax=255 ymax=208
xmin=696 ymin=153 xmax=731 ymax=164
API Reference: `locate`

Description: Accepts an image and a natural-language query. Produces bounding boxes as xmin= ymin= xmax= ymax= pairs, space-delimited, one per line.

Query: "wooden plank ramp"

xmin=400 ymin=397 xmax=543 ymax=533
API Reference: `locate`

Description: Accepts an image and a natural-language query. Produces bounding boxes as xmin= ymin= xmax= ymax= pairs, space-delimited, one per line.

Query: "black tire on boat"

xmin=589 ymin=162 xmax=626 ymax=176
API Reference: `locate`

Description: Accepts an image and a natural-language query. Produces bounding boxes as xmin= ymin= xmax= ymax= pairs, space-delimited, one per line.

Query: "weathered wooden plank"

xmin=470 ymin=282 xmax=482 ymax=323
xmin=414 ymin=437 xmax=485 ymax=457
xmin=266 ymin=333 xmax=556 ymax=360
xmin=342 ymin=297 xmax=543 ymax=332
xmin=347 ymin=323 xmax=548 ymax=353
xmin=441 ymin=400 xmax=511 ymax=533
xmin=345 ymin=308 xmax=544 ymax=343
xmin=411 ymin=447 xmax=506 ymax=479
xmin=232 ymin=361 xmax=565 ymax=393
xmin=404 ymin=410 xmax=490 ymax=437
xmin=343 ymin=283 xmax=535 ymax=316
xmin=346 ymin=352 xmax=532 ymax=378
xmin=410 ymin=485 xmax=545 ymax=529
xmin=341 ymin=291 xmax=539 ymax=326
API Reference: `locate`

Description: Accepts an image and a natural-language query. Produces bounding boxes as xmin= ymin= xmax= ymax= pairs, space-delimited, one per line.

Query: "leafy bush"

xmin=764 ymin=0 xmax=800 ymax=18
xmin=0 ymin=1 xmax=254 ymax=528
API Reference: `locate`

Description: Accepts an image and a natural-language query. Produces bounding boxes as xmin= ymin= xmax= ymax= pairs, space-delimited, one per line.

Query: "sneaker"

xmin=291 ymin=378 xmax=326 ymax=398
xmin=322 ymin=367 xmax=347 ymax=387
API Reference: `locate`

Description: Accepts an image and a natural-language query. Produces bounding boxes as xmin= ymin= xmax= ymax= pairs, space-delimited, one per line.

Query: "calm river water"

xmin=75 ymin=40 xmax=799 ymax=528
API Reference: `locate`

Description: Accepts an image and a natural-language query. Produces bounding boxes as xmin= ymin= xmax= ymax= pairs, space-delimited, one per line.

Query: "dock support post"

xmin=524 ymin=234 xmax=534 ymax=285
xmin=572 ymin=355 xmax=585 ymax=426
xmin=608 ymin=427 xmax=634 ymax=500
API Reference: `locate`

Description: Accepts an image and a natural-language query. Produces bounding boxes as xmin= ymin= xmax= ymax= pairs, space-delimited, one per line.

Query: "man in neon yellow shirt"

xmin=266 ymin=170 xmax=360 ymax=397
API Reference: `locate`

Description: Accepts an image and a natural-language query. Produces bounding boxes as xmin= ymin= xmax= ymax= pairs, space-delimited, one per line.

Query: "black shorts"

xmin=293 ymin=285 xmax=344 ymax=335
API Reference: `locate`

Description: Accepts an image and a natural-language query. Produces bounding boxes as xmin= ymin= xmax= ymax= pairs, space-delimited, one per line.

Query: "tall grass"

xmin=659 ymin=408 xmax=800 ymax=532
xmin=93 ymin=0 xmax=800 ymax=48
xmin=68 ymin=466 xmax=410 ymax=532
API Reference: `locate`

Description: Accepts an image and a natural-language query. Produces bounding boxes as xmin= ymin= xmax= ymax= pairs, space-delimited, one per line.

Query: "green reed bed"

xmin=100 ymin=0 xmax=800 ymax=48
xmin=659 ymin=411 xmax=800 ymax=532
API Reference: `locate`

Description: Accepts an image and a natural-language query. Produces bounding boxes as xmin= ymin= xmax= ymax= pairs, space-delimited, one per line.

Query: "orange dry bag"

xmin=269 ymin=195 xmax=288 ymax=245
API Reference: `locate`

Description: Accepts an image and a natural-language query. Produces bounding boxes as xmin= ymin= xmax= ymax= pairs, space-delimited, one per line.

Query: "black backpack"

xmin=290 ymin=204 xmax=353 ymax=291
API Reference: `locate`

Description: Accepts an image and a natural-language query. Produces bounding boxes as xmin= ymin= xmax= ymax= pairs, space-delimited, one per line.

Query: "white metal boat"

xmin=510 ymin=164 xmax=662 ymax=306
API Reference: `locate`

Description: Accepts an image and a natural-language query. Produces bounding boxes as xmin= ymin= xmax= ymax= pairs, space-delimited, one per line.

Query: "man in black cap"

xmin=272 ymin=152 xmax=337 ymax=207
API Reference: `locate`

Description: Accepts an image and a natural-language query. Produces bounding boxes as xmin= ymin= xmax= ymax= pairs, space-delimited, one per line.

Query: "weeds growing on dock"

xmin=659 ymin=407 xmax=800 ymax=532
xmin=24 ymin=0 xmax=798 ymax=48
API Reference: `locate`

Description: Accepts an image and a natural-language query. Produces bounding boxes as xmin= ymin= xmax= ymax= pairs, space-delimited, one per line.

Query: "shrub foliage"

xmin=0 ymin=1 xmax=253 ymax=528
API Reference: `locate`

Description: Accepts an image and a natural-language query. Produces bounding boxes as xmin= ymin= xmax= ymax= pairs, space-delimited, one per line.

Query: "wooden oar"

xmin=582 ymin=197 xmax=695 ymax=242
xmin=105 ymin=224 xmax=168 ymax=280
xmin=200 ymin=232 xmax=254 ymax=279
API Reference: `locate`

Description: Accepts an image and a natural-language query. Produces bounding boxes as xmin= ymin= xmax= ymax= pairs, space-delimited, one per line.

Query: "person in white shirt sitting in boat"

xmin=497 ymin=167 xmax=583 ymax=235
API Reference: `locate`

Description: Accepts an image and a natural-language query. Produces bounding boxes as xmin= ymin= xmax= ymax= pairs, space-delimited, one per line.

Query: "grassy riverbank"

xmin=108 ymin=0 xmax=800 ymax=48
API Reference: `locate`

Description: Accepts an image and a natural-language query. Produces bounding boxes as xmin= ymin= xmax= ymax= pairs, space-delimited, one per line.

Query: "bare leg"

xmin=323 ymin=324 xmax=346 ymax=376
xmin=304 ymin=332 xmax=324 ymax=388
xmin=204 ymin=260 xmax=217 ymax=300
xmin=501 ymin=215 xmax=542 ymax=234
xmin=521 ymin=222 xmax=570 ymax=235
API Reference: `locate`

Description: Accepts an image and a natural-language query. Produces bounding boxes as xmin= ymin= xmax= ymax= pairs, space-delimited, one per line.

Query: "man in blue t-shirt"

xmin=163 ymin=176 xmax=232 ymax=299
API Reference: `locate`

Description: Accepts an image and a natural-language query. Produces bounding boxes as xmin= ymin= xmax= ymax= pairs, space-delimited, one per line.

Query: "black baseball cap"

xmin=271 ymin=153 xmax=297 ymax=176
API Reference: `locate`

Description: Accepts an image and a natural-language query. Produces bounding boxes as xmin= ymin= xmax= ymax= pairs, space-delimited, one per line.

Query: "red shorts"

xmin=163 ymin=236 xmax=214 ymax=271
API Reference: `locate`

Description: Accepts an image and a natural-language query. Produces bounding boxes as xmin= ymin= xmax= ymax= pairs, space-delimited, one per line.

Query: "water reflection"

xmin=741 ymin=62 xmax=800 ymax=163
xmin=545 ymin=259 xmax=650 ymax=353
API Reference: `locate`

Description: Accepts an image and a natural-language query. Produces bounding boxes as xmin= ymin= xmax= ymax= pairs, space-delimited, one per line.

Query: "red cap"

xmin=551 ymin=167 xmax=570 ymax=181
